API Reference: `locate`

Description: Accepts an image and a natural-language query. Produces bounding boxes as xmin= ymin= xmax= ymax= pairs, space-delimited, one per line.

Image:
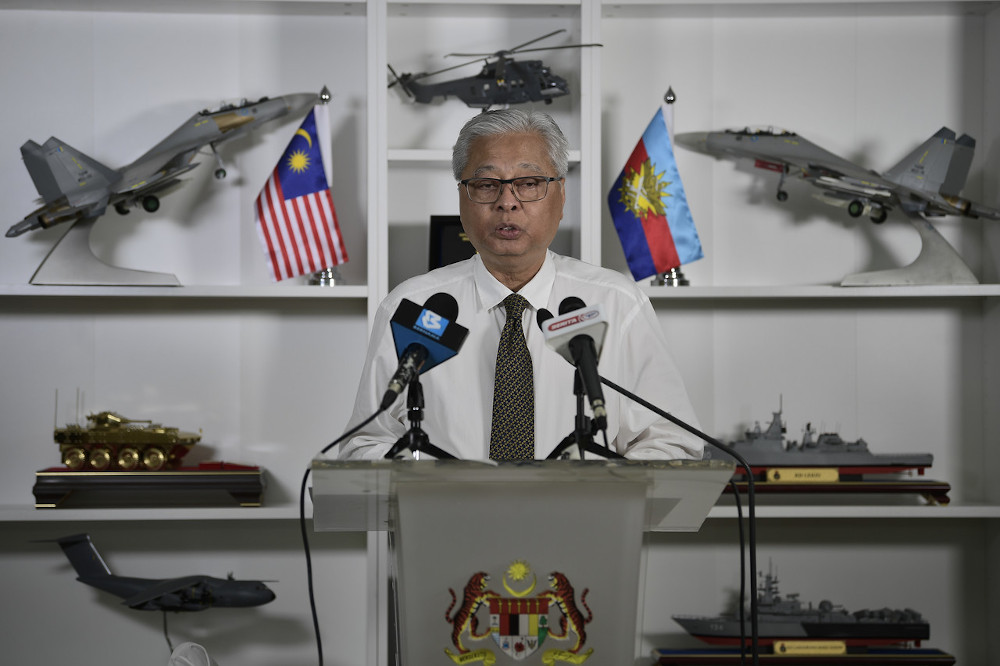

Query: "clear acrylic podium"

xmin=311 ymin=459 xmax=732 ymax=665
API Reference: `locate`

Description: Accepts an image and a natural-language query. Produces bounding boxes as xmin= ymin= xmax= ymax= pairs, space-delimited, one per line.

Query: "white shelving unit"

xmin=0 ymin=1 xmax=997 ymax=665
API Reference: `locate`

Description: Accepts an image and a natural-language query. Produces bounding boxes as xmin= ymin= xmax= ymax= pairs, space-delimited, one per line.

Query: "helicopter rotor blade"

xmin=407 ymin=57 xmax=489 ymax=81
xmin=386 ymin=64 xmax=413 ymax=96
xmin=509 ymin=29 xmax=567 ymax=53
xmin=446 ymin=29 xmax=568 ymax=58
xmin=504 ymin=43 xmax=603 ymax=54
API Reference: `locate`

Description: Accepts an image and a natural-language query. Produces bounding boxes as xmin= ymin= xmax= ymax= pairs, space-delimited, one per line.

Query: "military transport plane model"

xmin=674 ymin=126 xmax=1000 ymax=225
xmin=52 ymin=533 xmax=275 ymax=612
xmin=6 ymin=92 xmax=318 ymax=238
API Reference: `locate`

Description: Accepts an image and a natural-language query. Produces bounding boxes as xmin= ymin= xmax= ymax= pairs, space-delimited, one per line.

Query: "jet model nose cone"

xmin=282 ymin=92 xmax=320 ymax=115
xmin=673 ymin=131 xmax=709 ymax=153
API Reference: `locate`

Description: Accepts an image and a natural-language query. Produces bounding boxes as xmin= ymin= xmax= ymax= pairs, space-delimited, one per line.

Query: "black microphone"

xmin=380 ymin=292 xmax=468 ymax=410
xmin=538 ymin=297 xmax=609 ymax=429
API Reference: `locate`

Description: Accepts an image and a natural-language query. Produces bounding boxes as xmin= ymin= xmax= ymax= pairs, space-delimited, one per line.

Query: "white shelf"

xmin=642 ymin=284 xmax=1000 ymax=299
xmin=0 ymin=505 xmax=302 ymax=522
xmin=708 ymin=502 xmax=1000 ymax=520
xmin=6 ymin=502 xmax=998 ymax=523
xmin=388 ymin=148 xmax=583 ymax=164
xmin=0 ymin=284 xmax=369 ymax=299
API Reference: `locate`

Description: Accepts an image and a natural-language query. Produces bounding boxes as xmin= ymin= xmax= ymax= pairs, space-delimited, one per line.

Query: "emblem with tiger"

xmin=542 ymin=571 xmax=593 ymax=653
xmin=445 ymin=571 xmax=497 ymax=654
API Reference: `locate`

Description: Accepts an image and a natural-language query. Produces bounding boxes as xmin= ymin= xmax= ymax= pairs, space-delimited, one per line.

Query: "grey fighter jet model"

xmin=7 ymin=92 xmax=318 ymax=238
xmin=52 ymin=533 xmax=275 ymax=612
xmin=676 ymin=126 xmax=1000 ymax=285
xmin=675 ymin=126 xmax=1000 ymax=224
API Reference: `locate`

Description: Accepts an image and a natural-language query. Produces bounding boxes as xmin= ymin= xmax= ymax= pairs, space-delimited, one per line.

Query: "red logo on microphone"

xmin=545 ymin=309 xmax=599 ymax=333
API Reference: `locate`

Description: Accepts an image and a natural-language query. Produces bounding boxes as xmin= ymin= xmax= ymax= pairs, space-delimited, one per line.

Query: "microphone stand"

xmin=384 ymin=377 xmax=456 ymax=460
xmin=599 ymin=374 xmax=760 ymax=665
xmin=547 ymin=370 xmax=624 ymax=460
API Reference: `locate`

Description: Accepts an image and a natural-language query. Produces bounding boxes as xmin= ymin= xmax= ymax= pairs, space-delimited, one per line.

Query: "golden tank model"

xmin=54 ymin=411 xmax=201 ymax=471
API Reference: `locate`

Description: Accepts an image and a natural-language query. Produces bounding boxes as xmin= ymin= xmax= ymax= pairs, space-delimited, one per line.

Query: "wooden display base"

xmin=656 ymin=647 xmax=956 ymax=665
xmin=725 ymin=478 xmax=951 ymax=505
xmin=33 ymin=462 xmax=265 ymax=508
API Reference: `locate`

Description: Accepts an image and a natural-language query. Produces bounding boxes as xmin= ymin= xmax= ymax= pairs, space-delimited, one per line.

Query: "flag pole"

xmin=309 ymin=85 xmax=344 ymax=286
xmin=652 ymin=86 xmax=691 ymax=287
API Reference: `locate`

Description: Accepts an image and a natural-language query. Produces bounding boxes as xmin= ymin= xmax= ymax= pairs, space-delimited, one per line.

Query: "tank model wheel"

xmin=143 ymin=447 xmax=167 ymax=471
xmin=118 ymin=447 xmax=141 ymax=470
xmin=63 ymin=447 xmax=87 ymax=470
xmin=89 ymin=448 xmax=112 ymax=471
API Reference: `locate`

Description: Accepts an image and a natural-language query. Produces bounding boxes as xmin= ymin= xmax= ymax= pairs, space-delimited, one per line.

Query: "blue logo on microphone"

xmin=416 ymin=308 xmax=450 ymax=339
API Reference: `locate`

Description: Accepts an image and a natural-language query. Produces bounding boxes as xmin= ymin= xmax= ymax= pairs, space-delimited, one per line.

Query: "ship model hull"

xmin=673 ymin=615 xmax=930 ymax=647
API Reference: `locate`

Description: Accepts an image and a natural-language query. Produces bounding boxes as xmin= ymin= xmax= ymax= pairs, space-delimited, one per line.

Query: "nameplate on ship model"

xmin=766 ymin=468 xmax=840 ymax=483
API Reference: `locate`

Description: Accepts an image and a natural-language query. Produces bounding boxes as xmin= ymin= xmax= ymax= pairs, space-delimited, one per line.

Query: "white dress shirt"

xmin=338 ymin=251 xmax=704 ymax=460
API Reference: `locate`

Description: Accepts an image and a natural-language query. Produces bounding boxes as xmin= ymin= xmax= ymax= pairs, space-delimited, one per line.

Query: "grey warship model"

xmin=706 ymin=404 xmax=933 ymax=476
xmin=672 ymin=567 xmax=930 ymax=647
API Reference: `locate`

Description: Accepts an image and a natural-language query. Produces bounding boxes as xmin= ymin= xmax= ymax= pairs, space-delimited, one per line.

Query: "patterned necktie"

xmin=489 ymin=294 xmax=534 ymax=460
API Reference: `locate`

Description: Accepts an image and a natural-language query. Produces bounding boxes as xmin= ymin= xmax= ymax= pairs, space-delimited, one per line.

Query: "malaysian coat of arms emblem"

xmin=444 ymin=561 xmax=594 ymax=664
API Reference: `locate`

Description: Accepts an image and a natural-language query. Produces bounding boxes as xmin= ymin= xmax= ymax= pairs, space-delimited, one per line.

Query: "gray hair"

xmin=452 ymin=109 xmax=569 ymax=181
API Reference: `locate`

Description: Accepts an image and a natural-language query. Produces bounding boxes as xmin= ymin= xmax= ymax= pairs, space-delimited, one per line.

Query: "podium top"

xmin=310 ymin=458 xmax=733 ymax=533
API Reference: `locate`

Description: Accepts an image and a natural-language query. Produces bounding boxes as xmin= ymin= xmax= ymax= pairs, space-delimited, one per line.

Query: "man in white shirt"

xmin=340 ymin=109 xmax=703 ymax=460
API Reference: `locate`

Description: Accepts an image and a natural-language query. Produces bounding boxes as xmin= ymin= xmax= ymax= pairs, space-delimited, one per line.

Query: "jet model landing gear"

xmin=775 ymin=168 xmax=789 ymax=201
xmin=210 ymin=143 xmax=227 ymax=180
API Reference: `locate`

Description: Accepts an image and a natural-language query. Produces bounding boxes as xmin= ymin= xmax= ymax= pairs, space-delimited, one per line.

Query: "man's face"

xmin=458 ymin=132 xmax=565 ymax=280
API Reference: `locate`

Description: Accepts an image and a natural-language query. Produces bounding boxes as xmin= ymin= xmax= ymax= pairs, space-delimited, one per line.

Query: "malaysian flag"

xmin=254 ymin=104 xmax=348 ymax=281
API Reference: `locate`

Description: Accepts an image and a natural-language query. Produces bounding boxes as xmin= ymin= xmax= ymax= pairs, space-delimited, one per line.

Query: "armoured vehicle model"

xmin=705 ymin=404 xmax=933 ymax=476
xmin=54 ymin=411 xmax=201 ymax=471
xmin=672 ymin=567 xmax=930 ymax=647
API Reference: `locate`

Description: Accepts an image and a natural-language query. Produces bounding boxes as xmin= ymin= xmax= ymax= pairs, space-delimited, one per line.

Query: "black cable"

xmin=162 ymin=611 xmax=173 ymax=654
xmin=300 ymin=407 xmax=385 ymax=666
xmin=599 ymin=375 xmax=760 ymax=665
xmin=729 ymin=478 xmax=748 ymax=666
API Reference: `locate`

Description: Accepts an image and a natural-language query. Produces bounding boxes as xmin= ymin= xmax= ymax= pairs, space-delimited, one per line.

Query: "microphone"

xmin=538 ymin=297 xmax=609 ymax=428
xmin=380 ymin=292 xmax=469 ymax=410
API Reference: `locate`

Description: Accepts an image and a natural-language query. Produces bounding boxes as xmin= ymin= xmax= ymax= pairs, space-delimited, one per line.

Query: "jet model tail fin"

xmin=21 ymin=138 xmax=118 ymax=206
xmin=55 ymin=533 xmax=113 ymax=579
xmin=883 ymin=127 xmax=974 ymax=198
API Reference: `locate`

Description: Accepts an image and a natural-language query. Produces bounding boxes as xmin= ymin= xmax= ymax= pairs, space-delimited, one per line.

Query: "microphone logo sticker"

xmin=546 ymin=309 xmax=599 ymax=333
xmin=416 ymin=308 xmax=449 ymax=340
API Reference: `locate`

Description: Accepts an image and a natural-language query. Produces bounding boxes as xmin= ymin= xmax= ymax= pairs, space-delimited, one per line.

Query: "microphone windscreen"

xmin=424 ymin=292 xmax=459 ymax=321
xmin=558 ymin=296 xmax=586 ymax=314
xmin=536 ymin=308 xmax=554 ymax=329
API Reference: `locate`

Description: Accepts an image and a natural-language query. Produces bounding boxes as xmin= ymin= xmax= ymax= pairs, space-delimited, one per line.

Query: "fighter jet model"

xmin=675 ymin=126 xmax=1000 ymax=224
xmin=675 ymin=126 xmax=1000 ymax=285
xmin=52 ymin=533 xmax=275 ymax=612
xmin=7 ymin=91 xmax=318 ymax=238
xmin=388 ymin=30 xmax=600 ymax=109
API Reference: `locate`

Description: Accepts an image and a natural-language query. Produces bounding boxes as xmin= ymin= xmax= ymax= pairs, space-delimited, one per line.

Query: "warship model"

xmin=706 ymin=404 xmax=933 ymax=477
xmin=54 ymin=411 xmax=200 ymax=471
xmin=672 ymin=567 xmax=930 ymax=647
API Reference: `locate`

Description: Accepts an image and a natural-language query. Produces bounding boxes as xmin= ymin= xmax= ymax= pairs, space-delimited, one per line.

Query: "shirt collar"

xmin=473 ymin=251 xmax=556 ymax=312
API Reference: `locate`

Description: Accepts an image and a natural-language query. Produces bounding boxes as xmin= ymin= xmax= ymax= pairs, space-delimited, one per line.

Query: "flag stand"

xmin=308 ymin=266 xmax=343 ymax=285
xmin=651 ymin=267 xmax=689 ymax=286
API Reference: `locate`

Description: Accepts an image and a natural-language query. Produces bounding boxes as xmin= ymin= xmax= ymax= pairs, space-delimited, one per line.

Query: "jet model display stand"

xmin=29 ymin=217 xmax=180 ymax=286
xmin=840 ymin=210 xmax=978 ymax=287
xmin=311 ymin=458 xmax=733 ymax=665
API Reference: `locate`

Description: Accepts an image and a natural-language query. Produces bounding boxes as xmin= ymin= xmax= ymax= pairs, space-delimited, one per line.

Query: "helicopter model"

xmin=388 ymin=29 xmax=600 ymax=109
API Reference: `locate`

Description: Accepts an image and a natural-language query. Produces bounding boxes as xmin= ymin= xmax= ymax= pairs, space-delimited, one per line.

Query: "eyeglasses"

xmin=459 ymin=176 xmax=561 ymax=204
